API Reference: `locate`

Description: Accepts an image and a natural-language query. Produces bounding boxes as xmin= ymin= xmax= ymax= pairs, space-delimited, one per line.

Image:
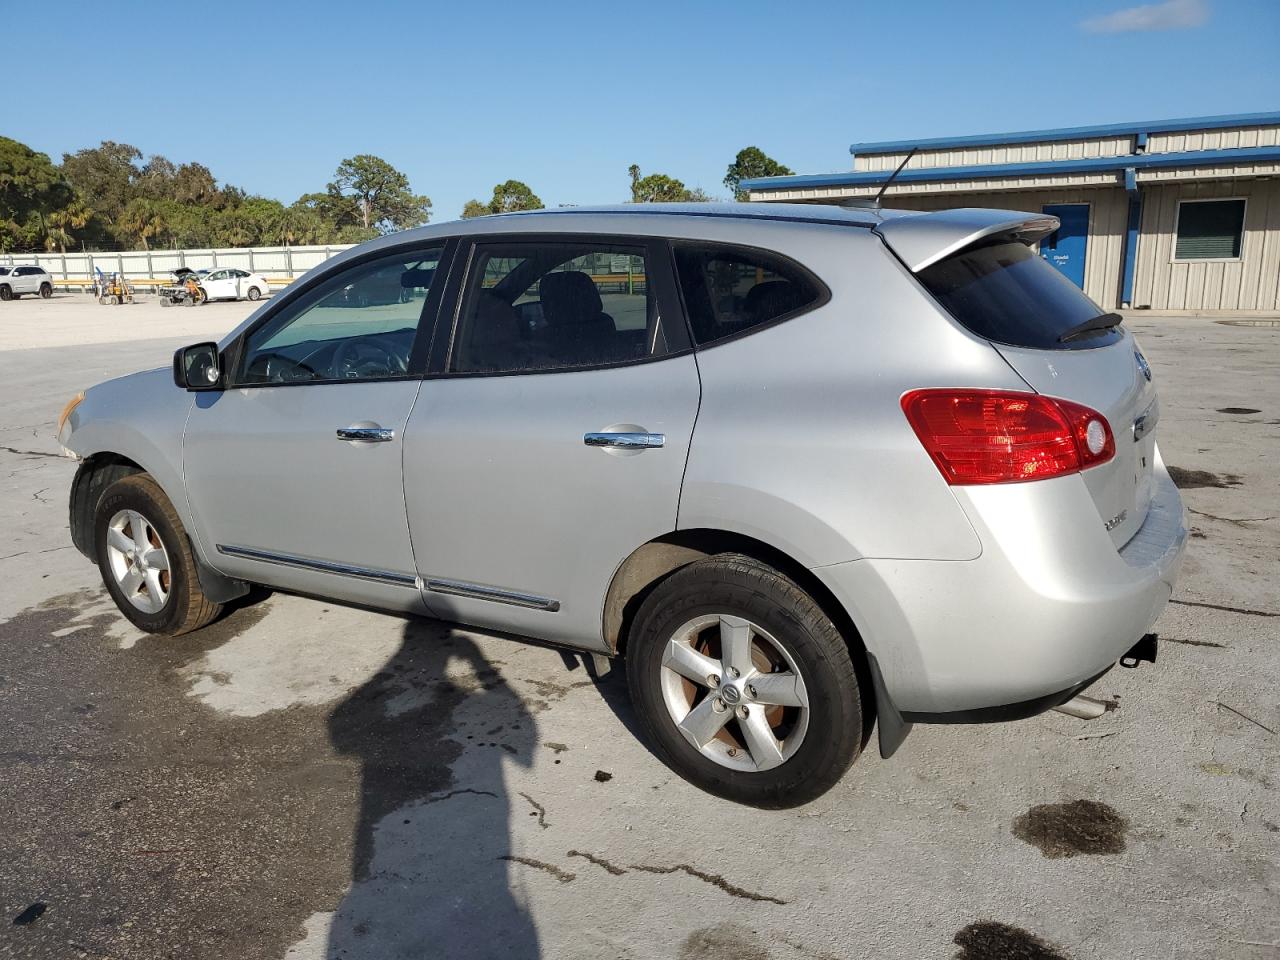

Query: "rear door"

xmin=402 ymin=234 xmax=700 ymax=650
xmin=916 ymin=239 xmax=1157 ymax=547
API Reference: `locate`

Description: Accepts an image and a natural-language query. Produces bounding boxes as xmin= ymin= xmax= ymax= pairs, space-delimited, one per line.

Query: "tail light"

xmin=901 ymin=389 xmax=1115 ymax=485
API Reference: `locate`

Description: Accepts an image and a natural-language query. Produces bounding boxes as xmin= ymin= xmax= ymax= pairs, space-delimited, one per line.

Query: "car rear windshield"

xmin=917 ymin=240 xmax=1121 ymax=350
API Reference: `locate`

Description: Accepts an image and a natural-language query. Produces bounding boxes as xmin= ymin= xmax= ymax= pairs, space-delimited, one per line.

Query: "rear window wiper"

xmin=1058 ymin=312 xmax=1123 ymax=344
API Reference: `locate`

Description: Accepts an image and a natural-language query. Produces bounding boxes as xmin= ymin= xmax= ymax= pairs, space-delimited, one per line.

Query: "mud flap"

xmin=867 ymin=653 xmax=913 ymax=759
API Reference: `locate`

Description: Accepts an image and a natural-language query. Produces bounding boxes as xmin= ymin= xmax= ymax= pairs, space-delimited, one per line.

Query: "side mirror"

xmin=173 ymin=342 xmax=224 ymax=391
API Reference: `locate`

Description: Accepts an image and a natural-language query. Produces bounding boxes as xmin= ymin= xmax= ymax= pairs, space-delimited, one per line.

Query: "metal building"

xmin=741 ymin=112 xmax=1280 ymax=314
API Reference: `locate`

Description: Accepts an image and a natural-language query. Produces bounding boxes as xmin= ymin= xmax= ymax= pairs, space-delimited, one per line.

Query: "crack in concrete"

xmin=0 ymin=445 xmax=63 ymax=460
xmin=499 ymin=855 xmax=575 ymax=883
xmin=518 ymin=791 xmax=549 ymax=829
xmin=1187 ymin=507 xmax=1275 ymax=525
xmin=627 ymin=862 xmax=787 ymax=904
xmin=567 ymin=849 xmax=627 ymax=875
xmin=1164 ymin=636 xmax=1227 ymax=649
xmin=1170 ymin=599 xmax=1278 ymax=618
xmin=1215 ymin=700 xmax=1277 ymax=736
xmin=0 ymin=545 xmax=73 ymax=562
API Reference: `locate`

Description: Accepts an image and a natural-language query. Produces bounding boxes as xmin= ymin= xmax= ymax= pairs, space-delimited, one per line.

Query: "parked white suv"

xmin=0 ymin=265 xmax=54 ymax=300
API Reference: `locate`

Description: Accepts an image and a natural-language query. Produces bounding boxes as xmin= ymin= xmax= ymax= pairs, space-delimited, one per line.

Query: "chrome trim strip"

xmin=216 ymin=544 xmax=419 ymax=587
xmin=425 ymin=577 xmax=561 ymax=612
xmin=584 ymin=432 xmax=664 ymax=449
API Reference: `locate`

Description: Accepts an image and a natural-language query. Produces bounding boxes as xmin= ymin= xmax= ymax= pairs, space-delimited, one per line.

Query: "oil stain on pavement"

xmin=1012 ymin=799 xmax=1129 ymax=858
xmin=953 ymin=921 xmax=1070 ymax=960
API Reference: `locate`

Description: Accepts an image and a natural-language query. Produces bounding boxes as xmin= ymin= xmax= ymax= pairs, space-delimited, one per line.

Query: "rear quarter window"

xmin=673 ymin=242 xmax=826 ymax=347
xmin=918 ymin=240 xmax=1120 ymax=350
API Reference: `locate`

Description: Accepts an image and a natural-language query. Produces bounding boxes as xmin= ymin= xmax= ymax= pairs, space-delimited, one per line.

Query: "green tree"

xmin=46 ymin=199 xmax=92 ymax=253
xmin=61 ymin=141 xmax=143 ymax=229
xmin=328 ymin=155 xmax=431 ymax=234
xmin=461 ymin=179 xmax=543 ymax=219
xmin=723 ymin=146 xmax=793 ymax=201
xmin=118 ymin=197 xmax=167 ymax=250
xmin=627 ymin=164 xmax=709 ymax=203
xmin=0 ymin=137 xmax=73 ymax=251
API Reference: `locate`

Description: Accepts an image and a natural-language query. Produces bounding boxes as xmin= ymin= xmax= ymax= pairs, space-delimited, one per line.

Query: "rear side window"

xmin=673 ymin=242 xmax=824 ymax=347
xmin=918 ymin=241 xmax=1119 ymax=350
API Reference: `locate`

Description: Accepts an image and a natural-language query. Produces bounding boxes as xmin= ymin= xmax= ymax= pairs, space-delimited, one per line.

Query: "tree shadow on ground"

xmin=321 ymin=618 xmax=540 ymax=959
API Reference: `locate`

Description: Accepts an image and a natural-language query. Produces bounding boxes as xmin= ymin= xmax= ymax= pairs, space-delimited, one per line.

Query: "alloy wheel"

xmin=105 ymin=509 xmax=172 ymax=614
xmin=659 ymin=613 xmax=810 ymax=772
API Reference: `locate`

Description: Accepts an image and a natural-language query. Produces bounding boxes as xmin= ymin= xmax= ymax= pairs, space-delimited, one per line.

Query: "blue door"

xmin=1040 ymin=204 xmax=1089 ymax=288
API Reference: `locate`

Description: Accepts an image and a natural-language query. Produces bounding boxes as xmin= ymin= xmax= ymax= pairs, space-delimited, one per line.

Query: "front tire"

xmin=0 ymin=285 xmax=10 ymax=301
xmin=626 ymin=554 xmax=863 ymax=808
xmin=93 ymin=474 xmax=222 ymax=635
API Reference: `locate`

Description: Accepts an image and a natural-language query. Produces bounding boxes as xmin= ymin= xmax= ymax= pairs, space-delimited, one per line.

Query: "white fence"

xmin=0 ymin=244 xmax=354 ymax=287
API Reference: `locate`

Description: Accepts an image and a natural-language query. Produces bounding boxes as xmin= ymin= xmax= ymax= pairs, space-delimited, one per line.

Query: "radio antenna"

xmin=872 ymin=146 xmax=919 ymax=206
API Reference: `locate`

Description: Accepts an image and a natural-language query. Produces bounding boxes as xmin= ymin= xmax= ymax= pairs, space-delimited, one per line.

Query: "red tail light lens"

xmin=901 ymin=389 xmax=1115 ymax=485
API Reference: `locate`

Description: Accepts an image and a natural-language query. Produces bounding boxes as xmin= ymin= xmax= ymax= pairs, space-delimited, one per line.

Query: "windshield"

xmin=918 ymin=241 xmax=1122 ymax=350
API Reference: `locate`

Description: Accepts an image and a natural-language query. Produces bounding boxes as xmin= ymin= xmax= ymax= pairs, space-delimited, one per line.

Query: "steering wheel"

xmin=262 ymin=353 xmax=318 ymax=383
xmin=332 ymin=335 xmax=408 ymax=380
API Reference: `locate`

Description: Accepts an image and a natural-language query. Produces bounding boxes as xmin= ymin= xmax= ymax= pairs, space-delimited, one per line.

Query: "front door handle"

xmin=584 ymin=432 xmax=664 ymax=450
xmin=337 ymin=425 xmax=394 ymax=443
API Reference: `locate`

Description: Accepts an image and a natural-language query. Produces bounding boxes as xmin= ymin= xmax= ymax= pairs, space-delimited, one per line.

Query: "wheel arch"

xmin=69 ymin=452 xmax=144 ymax=557
xmin=604 ymin=528 xmax=877 ymax=737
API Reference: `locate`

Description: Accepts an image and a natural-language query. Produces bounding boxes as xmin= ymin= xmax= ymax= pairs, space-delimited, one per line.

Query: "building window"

xmin=1174 ymin=199 xmax=1245 ymax=261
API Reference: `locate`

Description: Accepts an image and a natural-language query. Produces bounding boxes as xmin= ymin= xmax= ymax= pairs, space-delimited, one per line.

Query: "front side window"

xmin=1175 ymin=199 xmax=1245 ymax=260
xmin=673 ymin=242 xmax=824 ymax=347
xmin=451 ymin=241 xmax=661 ymax=374
xmin=237 ymin=247 xmax=442 ymax=385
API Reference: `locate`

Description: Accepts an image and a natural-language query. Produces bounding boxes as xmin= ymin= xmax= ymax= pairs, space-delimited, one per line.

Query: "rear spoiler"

xmin=872 ymin=208 xmax=1060 ymax=273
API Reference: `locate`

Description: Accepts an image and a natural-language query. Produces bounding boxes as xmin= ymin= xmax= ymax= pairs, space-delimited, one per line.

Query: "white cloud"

xmin=1081 ymin=0 xmax=1210 ymax=32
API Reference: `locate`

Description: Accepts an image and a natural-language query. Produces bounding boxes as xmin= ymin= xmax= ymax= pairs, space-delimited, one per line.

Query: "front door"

xmin=403 ymin=236 xmax=700 ymax=649
xmin=1040 ymin=203 xmax=1090 ymax=288
xmin=182 ymin=244 xmax=447 ymax=611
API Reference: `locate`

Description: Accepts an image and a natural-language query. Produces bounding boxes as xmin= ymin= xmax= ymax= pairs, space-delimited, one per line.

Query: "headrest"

xmin=539 ymin=271 xmax=603 ymax=326
xmin=744 ymin=280 xmax=803 ymax=321
xmin=401 ymin=267 xmax=434 ymax=289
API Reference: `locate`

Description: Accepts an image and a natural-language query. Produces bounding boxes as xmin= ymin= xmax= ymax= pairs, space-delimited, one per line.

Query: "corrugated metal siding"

xmin=855 ymin=137 xmax=1133 ymax=171
xmin=1147 ymin=124 xmax=1280 ymax=154
xmin=1132 ymin=179 xmax=1280 ymax=311
xmin=877 ymin=188 xmax=1129 ymax=310
xmin=750 ymin=170 xmax=1125 ymax=201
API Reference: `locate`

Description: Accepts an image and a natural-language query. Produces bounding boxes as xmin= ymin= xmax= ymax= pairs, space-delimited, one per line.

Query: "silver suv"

xmin=58 ymin=204 xmax=1187 ymax=806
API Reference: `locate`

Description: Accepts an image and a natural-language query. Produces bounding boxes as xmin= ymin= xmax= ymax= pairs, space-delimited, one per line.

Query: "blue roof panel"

xmin=847 ymin=111 xmax=1280 ymax=156
xmin=741 ymin=146 xmax=1280 ymax=192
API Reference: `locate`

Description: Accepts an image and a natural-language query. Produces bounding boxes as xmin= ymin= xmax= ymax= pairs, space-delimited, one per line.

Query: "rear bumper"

xmin=813 ymin=456 xmax=1187 ymax=716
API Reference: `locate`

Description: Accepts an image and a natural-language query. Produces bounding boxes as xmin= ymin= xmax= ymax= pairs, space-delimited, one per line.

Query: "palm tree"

xmin=47 ymin=200 xmax=91 ymax=254
xmin=119 ymin=198 xmax=167 ymax=250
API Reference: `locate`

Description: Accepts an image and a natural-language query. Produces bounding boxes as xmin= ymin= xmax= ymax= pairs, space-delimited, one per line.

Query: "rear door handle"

xmin=584 ymin=432 xmax=664 ymax=450
xmin=337 ymin=426 xmax=394 ymax=443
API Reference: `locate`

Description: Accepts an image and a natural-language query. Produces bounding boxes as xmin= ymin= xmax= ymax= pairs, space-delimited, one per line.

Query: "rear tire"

xmin=39 ymin=282 xmax=52 ymax=298
xmin=626 ymin=554 xmax=862 ymax=808
xmin=93 ymin=474 xmax=222 ymax=636
xmin=247 ymin=286 xmax=261 ymax=301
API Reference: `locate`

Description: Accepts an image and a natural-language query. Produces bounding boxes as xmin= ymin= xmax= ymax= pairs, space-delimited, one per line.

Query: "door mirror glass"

xmin=174 ymin=342 xmax=223 ymax=391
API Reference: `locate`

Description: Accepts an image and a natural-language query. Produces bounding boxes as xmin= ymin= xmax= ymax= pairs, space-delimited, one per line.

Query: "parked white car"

xmin=200 ymin=268 xmax=270 ymax=302
xmin=0 ymin=264 xmax=54 ymax=300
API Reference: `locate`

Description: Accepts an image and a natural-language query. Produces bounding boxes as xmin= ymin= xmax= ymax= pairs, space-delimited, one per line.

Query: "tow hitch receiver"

xmin=1121 ymin=632 xmax=1158 ymax=669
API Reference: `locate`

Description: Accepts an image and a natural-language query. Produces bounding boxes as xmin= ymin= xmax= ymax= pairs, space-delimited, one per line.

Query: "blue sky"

xmin=6 ymin=0 xmax=1278 ymax=221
